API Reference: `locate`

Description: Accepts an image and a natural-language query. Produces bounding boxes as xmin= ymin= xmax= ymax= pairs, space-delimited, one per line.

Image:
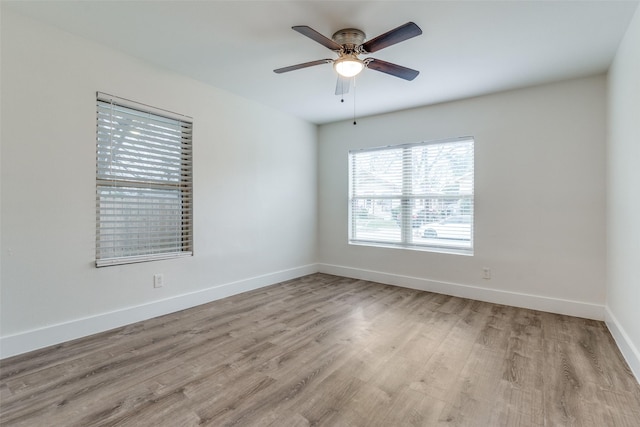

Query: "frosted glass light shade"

xmin=334 ymin=58 xmax=364 ymax=77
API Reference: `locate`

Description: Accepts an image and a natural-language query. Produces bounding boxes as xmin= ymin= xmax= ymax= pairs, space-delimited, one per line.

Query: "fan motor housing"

xmin=332 ymin=28 xmax=366 ymax=51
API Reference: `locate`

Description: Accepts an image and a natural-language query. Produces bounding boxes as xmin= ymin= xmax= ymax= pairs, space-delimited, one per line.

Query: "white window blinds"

xmin=349 ymin=137 xmax=474 ymax=254
xmin=96 ymin=93 xmax=193 ymax=267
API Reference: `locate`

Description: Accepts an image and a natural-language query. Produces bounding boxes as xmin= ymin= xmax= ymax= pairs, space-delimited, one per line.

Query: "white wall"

xmin=318 ymin=76 xmax=607 ymax=318
xmin=606 ymin=5 xmax=640 ymax=379
xmin=0 ymin=10 xmax=317 ymax=357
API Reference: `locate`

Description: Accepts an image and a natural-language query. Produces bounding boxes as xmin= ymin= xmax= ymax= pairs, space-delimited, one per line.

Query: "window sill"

xmin=348 ymin=240 xmax=473 ymax=256
xmin=96 ymin=252 xmax=193 ymax=268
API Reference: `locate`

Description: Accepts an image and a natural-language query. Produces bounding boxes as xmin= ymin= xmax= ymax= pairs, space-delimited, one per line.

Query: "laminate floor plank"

xmin=297 ymin=370 xmax=365 ymax=426
xmin=1 ymin=273 xmax=639 ymax=426
xmin=326 ymin=382 xmax=392 ymax=427
xmin=541 ymin=337 xmax=589 ymax=426
xmin=490 ymin=381 xmax=545 ymax=426
xmin=380 ymin=387 xmax=448 ymax=427
xmin=207 ymin=344 xmax=350 ymax=426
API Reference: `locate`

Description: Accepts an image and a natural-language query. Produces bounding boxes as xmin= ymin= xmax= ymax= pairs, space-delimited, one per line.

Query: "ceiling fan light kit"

xmin=274 ymin=22 xmax=423 ymax=87
xmin=334 ymin=55 xmax=365 ymax=77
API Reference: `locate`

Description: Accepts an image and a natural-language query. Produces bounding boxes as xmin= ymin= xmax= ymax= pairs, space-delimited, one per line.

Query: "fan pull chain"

xmin=353 ymin=76 xmax=357 ymax=125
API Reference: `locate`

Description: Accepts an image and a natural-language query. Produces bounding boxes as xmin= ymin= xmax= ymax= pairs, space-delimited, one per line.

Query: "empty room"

xmin=1 ymin=1 xmax=639 ymax=425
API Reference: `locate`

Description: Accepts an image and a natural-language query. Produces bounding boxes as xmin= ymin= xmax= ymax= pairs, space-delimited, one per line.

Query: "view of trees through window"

xmin=349 ymin=137 xmax=474 ymax=253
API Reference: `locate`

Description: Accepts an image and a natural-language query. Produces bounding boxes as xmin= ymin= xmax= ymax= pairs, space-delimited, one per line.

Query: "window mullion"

xmin=401 ymin=147 xmax=412 ymax=243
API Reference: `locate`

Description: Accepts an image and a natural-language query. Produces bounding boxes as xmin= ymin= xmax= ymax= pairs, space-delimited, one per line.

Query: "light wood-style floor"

xmin=1 ymin=274 xmax=639 ymax=426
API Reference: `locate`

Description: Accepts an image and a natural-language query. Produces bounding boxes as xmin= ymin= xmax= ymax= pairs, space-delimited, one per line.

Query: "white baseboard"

xmin=0 ymin=264 xmax=318 ymax=359
xmin=605 ymin=306 xmax=640 ymax=384
xmin=318 ymin=263 xmax=605 ymax=321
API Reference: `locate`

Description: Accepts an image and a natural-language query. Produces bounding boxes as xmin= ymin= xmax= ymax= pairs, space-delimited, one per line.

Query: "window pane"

xmin=351 ymin=199 xmax=401 ymax=243
xmin=413 ymin=197 xmax=473 ymax=249
xmin=97 ymin=186 xmax=188 ymax=259
xmin=352 ymin=149 xmax=403 ymax=196
xmin=411 ymin=140 xmax=474 ymax=196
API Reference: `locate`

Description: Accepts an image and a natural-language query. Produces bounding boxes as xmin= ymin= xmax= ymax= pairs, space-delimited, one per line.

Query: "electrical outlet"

xmin=153 ymin=274 xmax=164 ymax=288
xmin=482 ymin=267 xmax=491 ymax=280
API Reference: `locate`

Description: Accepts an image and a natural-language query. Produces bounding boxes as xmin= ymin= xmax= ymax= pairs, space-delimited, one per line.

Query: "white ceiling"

xmin=4 ymin=0 xmax=638 ymax=124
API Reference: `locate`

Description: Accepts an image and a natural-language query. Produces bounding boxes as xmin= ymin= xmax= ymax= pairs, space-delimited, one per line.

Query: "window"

xmin=96 ymin=93 xmax=193 ymax=267
xmin=349 ymin=137 xmax=474 ymax=254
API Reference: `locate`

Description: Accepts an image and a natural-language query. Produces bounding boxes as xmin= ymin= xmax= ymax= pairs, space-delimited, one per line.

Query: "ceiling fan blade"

xmin=366 ymin=58 xmax=419 ymax=81
xmin=361 ymin=22 xmax=422 ymax=53
xmin=274 ymin=59 xmax=332 ymax=74
xmin=292 ymin=26 xmax=343 ymax=51
xmin=335 ymin=76 xmax=351 ymax=95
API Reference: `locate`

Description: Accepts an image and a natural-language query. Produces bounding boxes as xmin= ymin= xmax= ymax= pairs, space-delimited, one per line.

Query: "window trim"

xmin=348 ymin=136 xmax=474 ymax=255
xmin=95 ymin=92 xmax=193 ymax=267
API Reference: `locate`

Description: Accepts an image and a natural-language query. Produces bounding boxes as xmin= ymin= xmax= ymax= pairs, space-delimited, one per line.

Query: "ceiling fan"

xmin=274 ymin=22 xmax=423 ymax=95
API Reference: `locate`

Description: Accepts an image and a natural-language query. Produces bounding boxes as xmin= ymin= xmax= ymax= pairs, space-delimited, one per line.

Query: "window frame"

xmin=95 ymin=92 xmax=193 ymax=267
xmin=348 ymin=136 xmax=474 ymax=255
